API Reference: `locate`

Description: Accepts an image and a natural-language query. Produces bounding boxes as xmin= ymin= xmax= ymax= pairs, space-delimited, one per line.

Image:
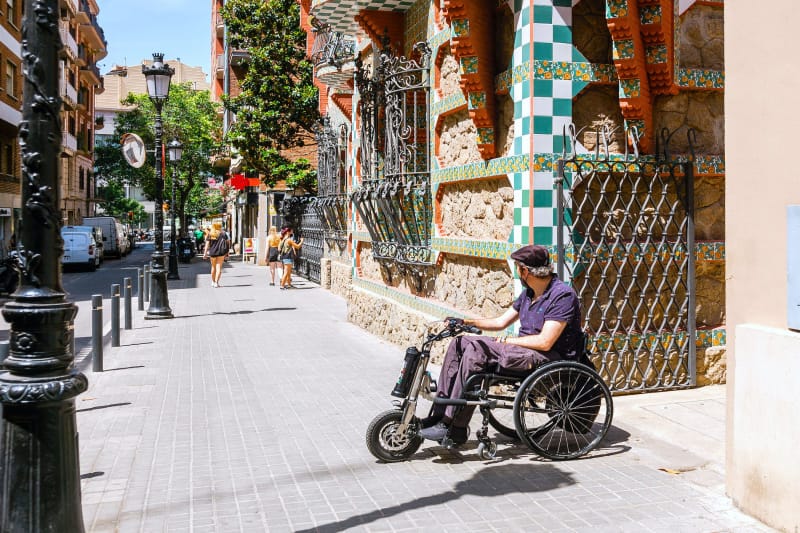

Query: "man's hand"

xmin=444 ymin=317 xmax=464 ymax=326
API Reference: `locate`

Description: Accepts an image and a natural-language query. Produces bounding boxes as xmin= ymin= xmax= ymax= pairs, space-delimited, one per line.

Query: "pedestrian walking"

xmin=266 ymin=226 xmax=282 ymax=286
xmin=202 ymin=222 xmax=230 ymax=288
xmin=279 ymin=227 xmax=303 ymax=289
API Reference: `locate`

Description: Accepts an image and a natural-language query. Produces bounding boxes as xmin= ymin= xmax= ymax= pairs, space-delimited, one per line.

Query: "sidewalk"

xmin=76 ymin=259 xmax=772 ymax=532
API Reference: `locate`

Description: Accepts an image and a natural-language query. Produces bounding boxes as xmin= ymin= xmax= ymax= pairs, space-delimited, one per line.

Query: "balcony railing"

xmin=62 ymin=132 xmax=77 ymax=152
xmin=215 ymin=54 xmax=225 ymax=79
xmin=311 ymin=23 xmax=355 ymax=69
xmin=216 ymin=13 xmax=225 ymax=37
xmin=63 ymin=0 xmax=78 ymax=15
xmin=60 ymin=70 xmax=78 ymax=107
xmin=59 ymin=22 xmax=78 ymax=59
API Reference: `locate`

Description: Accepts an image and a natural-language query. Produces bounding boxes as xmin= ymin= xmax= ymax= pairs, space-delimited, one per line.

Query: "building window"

xmin=79 ymin=167 xmax=84 ymax=190
xmin=5 ymin=61 xmax=15 ymax=98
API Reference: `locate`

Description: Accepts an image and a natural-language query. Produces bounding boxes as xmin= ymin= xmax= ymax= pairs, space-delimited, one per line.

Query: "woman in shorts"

xmin=266 ymin=226 xmax=282 ymax=286
xmin=279 ymin=227 xmax=303 ymax=289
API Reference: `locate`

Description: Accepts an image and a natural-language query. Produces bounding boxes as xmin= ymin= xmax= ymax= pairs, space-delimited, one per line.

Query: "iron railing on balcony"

xmin=311 ymin=21 xmax=355 ymax=69
xmin=59 ymin=22 xmax=78 ymax=58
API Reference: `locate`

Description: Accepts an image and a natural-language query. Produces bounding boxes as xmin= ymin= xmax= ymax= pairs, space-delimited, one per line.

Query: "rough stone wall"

xmin=347 ymin=288 xmax=449 ymax=362
xmin=697 ymin=346 xmax=726 ymax=386
xmin=439 ymin=177 xmax=514 ymax=240
xmin=696 ymin=260 xmax=725 ymax=327
xmin=330 ymin=258 xmax=352 ymax=299
xmin=695 ymin=177 xmax=724 ymax=241
xmin=679 ymin=5 xmax=723 ymax=70
xmin=495 ymin=93 xmax=515 ymax=158
xmin=653 ymin=92 xmax=724 ymax=155
xmin=434 ymin=255 xmax=513 ymax=318
xmin=438 ymin=110 xmax=483 ymax=167
xmin=572 ymin=85 xmax=625 ymax=153
xmin=438 ymin=50 xmax=461 ymax=98
xmin=573 ymin=0 xmax=612 ymax=64
xmin=358 ymin=243 xmax=385 ymax=284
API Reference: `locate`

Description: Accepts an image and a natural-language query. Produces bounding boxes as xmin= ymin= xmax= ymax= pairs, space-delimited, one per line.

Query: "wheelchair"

xmin=366 ymin=319 xmax=613 ymax=462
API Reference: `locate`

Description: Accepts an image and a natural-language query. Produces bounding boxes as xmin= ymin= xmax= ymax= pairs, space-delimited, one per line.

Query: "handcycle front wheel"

xmin=513 ymin=361 xmax=613 ymax=460
xmin=366 ymin=409 xmax=423 ymax=463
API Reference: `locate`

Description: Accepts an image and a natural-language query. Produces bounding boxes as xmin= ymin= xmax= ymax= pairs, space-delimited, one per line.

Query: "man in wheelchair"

xmin=419 ymin=244 xmax=585 ymax=444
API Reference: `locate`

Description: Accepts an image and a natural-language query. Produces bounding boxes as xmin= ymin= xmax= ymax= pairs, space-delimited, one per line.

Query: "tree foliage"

xmin=94 ymin=83 xmax=223 ymax=231
xmin=221 ymin=0 xmax=319 ymax=191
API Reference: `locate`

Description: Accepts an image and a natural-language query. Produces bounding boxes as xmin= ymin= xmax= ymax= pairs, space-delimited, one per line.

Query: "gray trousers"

xmin=435 ymin=335 xmax=553 ymax=427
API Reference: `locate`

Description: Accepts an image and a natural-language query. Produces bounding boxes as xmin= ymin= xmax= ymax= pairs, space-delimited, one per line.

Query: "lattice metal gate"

xmin=556 ymin=128 xmax=696 ymax=392
xmin=296 ymin=207 xmax=324 ymax=284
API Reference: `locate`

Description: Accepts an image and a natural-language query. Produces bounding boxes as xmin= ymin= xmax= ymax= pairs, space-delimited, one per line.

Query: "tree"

xmin=221 ymin=0 xmax=319 ymax=191
xmin=94 ymin=83 xmax=223 ymax=233
xmin=95 ymin=179 xmax=147 ymax=226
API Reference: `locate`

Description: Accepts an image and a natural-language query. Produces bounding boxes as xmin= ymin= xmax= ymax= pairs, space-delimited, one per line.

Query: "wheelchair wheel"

xmin=513 ymin=361 xmax=613 ymax=460
xmin=366 ymin=409 xmax=423 ymax=463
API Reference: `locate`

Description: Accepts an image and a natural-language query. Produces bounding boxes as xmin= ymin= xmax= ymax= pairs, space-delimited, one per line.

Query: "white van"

xmin=61 ymin=226 xmax=100 ymax=271
xmin=83 ymin=216 xmax=126 ymax=258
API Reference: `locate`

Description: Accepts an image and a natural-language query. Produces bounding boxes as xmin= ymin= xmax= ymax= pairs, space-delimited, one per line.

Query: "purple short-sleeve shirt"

xmin=512 ymin=276 xmax=583 ymax=358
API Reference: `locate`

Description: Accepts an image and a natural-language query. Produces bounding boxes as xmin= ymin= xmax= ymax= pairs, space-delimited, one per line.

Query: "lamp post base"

xmin=167 ymin=251 xmax=180 ymax=280
xmin=145 ymin=259 xmax=173 ymax=320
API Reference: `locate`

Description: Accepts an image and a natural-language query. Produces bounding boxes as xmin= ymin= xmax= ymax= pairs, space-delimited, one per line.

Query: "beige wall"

xmin=726 ymin=1 xmax=800 ymax=530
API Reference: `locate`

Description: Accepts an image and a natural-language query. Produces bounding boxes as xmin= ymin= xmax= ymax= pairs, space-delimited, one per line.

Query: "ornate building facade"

xmin=60 ymin=0 xmax=106 ymax=224
xmin=302 ymin=0 xmax=725 ymax=392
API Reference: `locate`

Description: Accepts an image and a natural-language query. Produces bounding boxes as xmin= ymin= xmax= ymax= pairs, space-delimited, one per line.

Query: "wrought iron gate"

xmin=556 ymin=126 xmax=696 ymax=392
xmin=296 ymin=207 xmax=323 ymax=283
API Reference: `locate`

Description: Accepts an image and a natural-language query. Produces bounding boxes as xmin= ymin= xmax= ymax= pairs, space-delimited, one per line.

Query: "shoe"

xmin=419 ymin=414 xmax=443 ymax=429
xmin=211 ymin=282 xmax=217 ymax=288
xmin=269 ymin=282 xmax=275 ymax=286
xmin=418 ymin=422 xmax=468 ymax=444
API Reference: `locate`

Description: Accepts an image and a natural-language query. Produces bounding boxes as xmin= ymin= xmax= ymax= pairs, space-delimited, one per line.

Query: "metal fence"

xmin=556 ymin=126 xmax=696 ymax=392
xmin=295 ymin=207 xmax=323 ymax=284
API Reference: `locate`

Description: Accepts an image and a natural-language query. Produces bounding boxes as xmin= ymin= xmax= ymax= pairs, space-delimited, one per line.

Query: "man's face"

xmin=516 ymin=263 xmax=531 ymax=288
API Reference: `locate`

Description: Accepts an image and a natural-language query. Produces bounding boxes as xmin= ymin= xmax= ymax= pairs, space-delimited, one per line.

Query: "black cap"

xmin=510 ymin=245 xmax=551 ymax=269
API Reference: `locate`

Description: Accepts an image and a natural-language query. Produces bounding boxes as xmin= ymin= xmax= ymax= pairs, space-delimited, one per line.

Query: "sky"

xmin=95 ymin=0 xmax=212 ymax=80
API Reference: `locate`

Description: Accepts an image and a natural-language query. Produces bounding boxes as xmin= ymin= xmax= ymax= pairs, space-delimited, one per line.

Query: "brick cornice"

xmin=354 ymin=10 xmax=404 ymax=55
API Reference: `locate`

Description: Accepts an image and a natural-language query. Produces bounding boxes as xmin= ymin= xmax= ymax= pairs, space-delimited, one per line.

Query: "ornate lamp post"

xmin=142 ymin=53 xmax=174 ymax=319
xmin=0 ymin=1 xmax=87 ymax=529
xmin=167 ymin=138 xmax=183 ymax=280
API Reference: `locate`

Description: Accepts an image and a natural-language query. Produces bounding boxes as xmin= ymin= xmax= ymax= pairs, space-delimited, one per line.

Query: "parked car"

xmin=61 ymin=226 xmax=100 ymax=271
xmin=83 ymin=216 xmax=126 ymax=258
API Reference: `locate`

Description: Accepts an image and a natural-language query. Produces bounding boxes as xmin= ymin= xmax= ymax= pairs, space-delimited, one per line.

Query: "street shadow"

xmin=120 ymin=341 xmax=153 ymax=347
xmin=77 ymin=402 xmax=131 ymax=413
xmin=80 ymin=471 xmax=104 ymax=480
xmin=173 ymin=307 xmax=297 ymax=319
xmin=103 ymin=365 xmax=146 ymax=372
xmin=216 ymin=284 xmax=252 ymax=288
xmin=294 ymin=463 xmax=575 ymax=533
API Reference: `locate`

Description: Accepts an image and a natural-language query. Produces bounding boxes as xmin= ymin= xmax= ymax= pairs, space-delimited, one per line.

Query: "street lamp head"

xmin=142 ymin=52 xmax=175 ymax=104
xmin=167 ymin=138 xmax=183 ymax=163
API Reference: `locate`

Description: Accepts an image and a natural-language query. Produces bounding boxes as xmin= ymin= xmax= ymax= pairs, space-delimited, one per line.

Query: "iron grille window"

xmin=351 ymin=42 xmax=434 ymax=273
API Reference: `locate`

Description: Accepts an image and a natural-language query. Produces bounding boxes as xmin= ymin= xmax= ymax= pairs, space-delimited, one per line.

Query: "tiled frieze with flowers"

xmin=613 ymin=40 xmax=636 ymax=61
xmin=605 ymin=0 xmax=629 ymax=19
xmin=589 ymin=327 xmax=724 ymax=353
xmin=432 ymin=237 xmax=517 ymax=260
xmin=431 ymin=154 xmax=529 ymax=187
xmin=451 ymin=18 xmax=469 ymax=37
xmin=639 ymin=4 xmax=662 ymax=25
xmin=460 ymin=56 xmax=479 ymax=75
xmin=468 ymin=91 xmax=486 ymax=110
xmin=431 ymin=92 xmax=467 ymax=118
xmin=619 ymin=78 xmax=641 ymax=99
xmin=677 ymin=68 xmax=724 ymax=90
xmin=646 ymin=45 xmax=668 ymax=65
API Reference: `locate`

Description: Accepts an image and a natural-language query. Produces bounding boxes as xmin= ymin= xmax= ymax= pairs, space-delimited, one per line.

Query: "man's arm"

xmin=505 ymin=320 xmax=567 ymax=351
xmin=464 ymin=307 xmax=519 ymax=332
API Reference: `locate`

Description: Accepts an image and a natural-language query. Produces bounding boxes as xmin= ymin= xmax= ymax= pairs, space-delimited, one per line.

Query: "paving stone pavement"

xmin=75 ymin=259 xmax=774 ymax=533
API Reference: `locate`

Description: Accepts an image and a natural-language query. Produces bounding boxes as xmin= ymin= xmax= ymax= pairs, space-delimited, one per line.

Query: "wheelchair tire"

xmin=366 ymin=409 xmax=423 ymax=463
xmin=513 ymin=361 xmax=613 ymax=460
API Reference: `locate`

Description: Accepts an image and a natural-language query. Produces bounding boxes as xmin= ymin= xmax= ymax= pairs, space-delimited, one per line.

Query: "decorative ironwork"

xmin=314 ymin=116 xmax=348 ymax=253
xmin=556 ymin=124 xmax=696 ymax=393
xmin=0 ymin=1 xmax=87 ymax=529
xmin=351 ymin=41 xmax=434 ymax=286
xmin=310 ymin=20 xmax=355 ymax=70
xmin=282 ymin=195 xmax=324 ymax=284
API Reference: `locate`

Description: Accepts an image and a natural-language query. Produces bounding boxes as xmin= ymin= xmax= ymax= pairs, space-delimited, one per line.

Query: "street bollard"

xmin=144 ymin=265 xmax=151 ymax=302
xmin=137 ymin=267 xmax=144 ymax=311
xmin=111 ymin=284 xmax=120 ymax=348
xmin=124 ymin=277 xmax=133 ymax=330
xmin=92 ymin=294 xmax=103 ymax=372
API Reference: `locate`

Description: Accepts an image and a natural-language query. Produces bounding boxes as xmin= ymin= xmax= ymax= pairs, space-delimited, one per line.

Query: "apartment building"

xmin=95 ymin=59 xmax=209 ymax=213
xmin=0 ymin=0 xmax=21 ymax=256
xmin=59 ymin=0 xmax=107 ymax=225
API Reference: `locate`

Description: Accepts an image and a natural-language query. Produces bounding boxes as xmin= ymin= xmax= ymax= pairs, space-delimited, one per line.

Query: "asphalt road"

xmin=0 ymin=242 xmax=174 ymax=363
